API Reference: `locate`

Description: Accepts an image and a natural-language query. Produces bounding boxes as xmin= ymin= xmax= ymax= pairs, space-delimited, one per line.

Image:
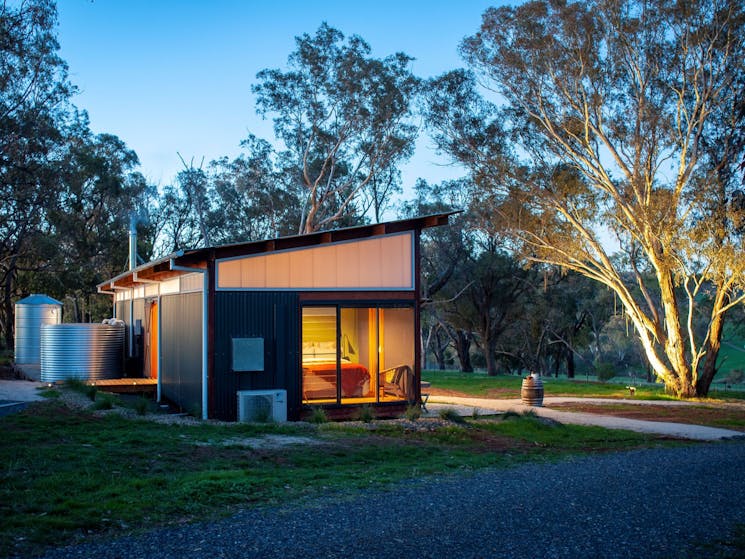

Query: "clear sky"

xmin=55 ymin=0 xmax=502 ymax=194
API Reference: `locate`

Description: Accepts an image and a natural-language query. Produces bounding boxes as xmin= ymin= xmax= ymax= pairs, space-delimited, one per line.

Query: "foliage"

xmin=594 ymin=361 xmax=617 ymax=382
xmin=130 ymin=396 xmax=152 ymax=416
xmin=252 ymin=23 xmax=419 ymax=233
xmin=438 ymin=407 xmax=466 ymax=423
xmin=403 ymin=179 xmax=474 ymax=372
xmin=90 ymin=392 xmax=118 ymax=410
xmin=405 ymin=404 xmax=421 ymax=421
xmin=425 ymin=0 xmax=745 ymax=397
xmin=0 ymin=0 xmax=72 ymax=345
xmin=65 ymin=379 xmax=97 ymax=401
xmin=355 ymin=404 xmax=374 ymax=423
xmin=0 ymin=0 xmax=155 ymax=333
xmin=308 ymin=406 xmax=328 ymax=424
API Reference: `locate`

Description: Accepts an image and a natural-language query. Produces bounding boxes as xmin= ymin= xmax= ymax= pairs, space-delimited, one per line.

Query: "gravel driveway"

xmin=37 ymin=441 xmax=745 ymax=559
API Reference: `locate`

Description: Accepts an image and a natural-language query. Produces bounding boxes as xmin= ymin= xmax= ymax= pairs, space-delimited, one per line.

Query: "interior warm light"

xmin=302 ymin=305 xmax=413 ymax=405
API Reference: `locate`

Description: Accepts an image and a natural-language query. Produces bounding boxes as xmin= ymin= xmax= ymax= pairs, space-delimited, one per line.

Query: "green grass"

xmin=423 ymin=369 xmax=745 ymax=401
xmin=423 ymin=369 xmax=674 ymax=399
xmin=716 ymin=339 xmax=745 ymax=380
xmin=0 ymin=399 xmax=672 ymax=557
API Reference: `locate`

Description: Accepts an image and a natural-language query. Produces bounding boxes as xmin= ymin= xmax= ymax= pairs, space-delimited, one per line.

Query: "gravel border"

xmin=33 ymin=441 xmax=745 ymax=559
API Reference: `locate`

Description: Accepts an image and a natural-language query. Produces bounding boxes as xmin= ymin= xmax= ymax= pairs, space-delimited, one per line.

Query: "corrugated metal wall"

xmin=161 ymin=292 xmax=203 ymax=414
xmin=214 ymin=292 xmax=300 ymax=421
xmin=115 ymin=299 xmax=146 ymax=375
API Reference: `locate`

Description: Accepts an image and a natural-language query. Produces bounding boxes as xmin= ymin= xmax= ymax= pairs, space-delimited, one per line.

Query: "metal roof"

xmin=15 ymin=294 xmax=63 ymax=306
xmin=97 ymin=212 xmax=458 ymax=292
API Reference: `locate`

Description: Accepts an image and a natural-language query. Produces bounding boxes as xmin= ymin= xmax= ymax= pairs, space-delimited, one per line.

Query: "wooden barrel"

xmin=521 ymin=375 xmax=544 ymax=406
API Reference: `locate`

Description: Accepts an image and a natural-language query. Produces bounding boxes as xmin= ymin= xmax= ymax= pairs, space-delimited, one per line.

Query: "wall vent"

xmin=237 ymin=389 xmax=287 ymax=422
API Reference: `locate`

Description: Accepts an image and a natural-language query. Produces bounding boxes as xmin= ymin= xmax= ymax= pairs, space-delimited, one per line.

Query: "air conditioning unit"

xmin=237 ymin=389 xmax=287 ymax=423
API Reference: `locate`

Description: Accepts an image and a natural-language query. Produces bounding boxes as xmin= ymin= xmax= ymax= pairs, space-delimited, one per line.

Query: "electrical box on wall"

xmin=232 ymin=337 xmax=264 ymax=372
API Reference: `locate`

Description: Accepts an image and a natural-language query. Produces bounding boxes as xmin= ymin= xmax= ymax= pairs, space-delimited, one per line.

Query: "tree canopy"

xmin=425 ymin=0 xmax=745 ymax=396
xmin=252 ymin=23 xmax=419 ymax=233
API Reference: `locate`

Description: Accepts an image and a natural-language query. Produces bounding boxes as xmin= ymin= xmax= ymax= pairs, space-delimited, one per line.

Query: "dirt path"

xmin=427 ymin=394 xmax=745 ymax=440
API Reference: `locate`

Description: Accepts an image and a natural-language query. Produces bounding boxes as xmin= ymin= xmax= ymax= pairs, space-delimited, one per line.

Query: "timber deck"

xmin=86 ymin=378 xmax=157 ymax=394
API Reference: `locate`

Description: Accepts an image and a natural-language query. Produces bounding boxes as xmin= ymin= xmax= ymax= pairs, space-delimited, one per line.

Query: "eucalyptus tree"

xmin=253 ymin=23 xmax=419 ymax=233
xmin=175 ymin=154 xmax=211 ymax=247
xmin=401 ymin=179 xmax=474 ymax=372
xmin=44 ymin=123 xmax=153 ymax=321
xmin=425 ymin=0 xmax=745 ymax=397
xmin=0 ymin=0 xmax=73 ymax=345
xmin=206 ymin=135 xmax=301 ymax=244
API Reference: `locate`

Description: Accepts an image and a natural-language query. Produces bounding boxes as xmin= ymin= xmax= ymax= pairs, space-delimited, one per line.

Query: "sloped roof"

xmin=98 ymin=212 xmax=457 ymax=292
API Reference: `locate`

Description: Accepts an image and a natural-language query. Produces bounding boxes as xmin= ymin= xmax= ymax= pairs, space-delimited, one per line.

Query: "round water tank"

xmin=14 ymin=294 xmax=63 ymax=365
xmin=40 ymin=323 xmax=124 ymax=382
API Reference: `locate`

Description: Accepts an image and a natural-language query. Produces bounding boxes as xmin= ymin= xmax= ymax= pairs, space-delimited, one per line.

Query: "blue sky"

xmin=55 ymin=1 xmax=501 ymax=193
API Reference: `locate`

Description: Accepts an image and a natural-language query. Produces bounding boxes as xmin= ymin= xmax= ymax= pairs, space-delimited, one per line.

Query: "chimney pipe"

xmin=129 ymin=215 xmax=138 ymax=271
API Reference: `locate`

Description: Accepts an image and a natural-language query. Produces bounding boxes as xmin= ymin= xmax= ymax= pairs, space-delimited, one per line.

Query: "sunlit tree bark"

xmin=426 ymin=0 xmax=745 ymax=396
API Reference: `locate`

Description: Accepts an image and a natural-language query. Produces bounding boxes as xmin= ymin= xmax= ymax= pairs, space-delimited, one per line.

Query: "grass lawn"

xmin=423 ymin=369 xmax=745 ymax=401
xmin=0 ymin=397 xmax=675 ymax=558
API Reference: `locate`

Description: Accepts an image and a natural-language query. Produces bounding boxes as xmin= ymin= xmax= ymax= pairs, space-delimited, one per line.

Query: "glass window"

xmin=301 ymin=305 xmax=415 ymax=405
xmin=301 ymin=307 xmax=338 ymax=402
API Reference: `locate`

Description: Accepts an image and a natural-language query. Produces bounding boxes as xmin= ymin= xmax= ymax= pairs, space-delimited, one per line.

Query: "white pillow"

xmin=317 ymin=341 xmax=336 ymax=353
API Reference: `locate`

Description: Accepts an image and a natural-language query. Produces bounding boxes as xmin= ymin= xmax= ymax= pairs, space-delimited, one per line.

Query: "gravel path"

xmin=427 ymin=397 xmax=745 ymax=440
xmin=38 ymin=441 xmax=745 ymax=559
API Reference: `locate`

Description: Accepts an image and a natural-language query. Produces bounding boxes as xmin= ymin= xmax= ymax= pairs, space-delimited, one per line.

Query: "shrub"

xmin=501 ymin=409 xmax=538 ymax=421
xmin=66 ymin=378 xmax=98 ymax=400
xmin=133 ymin=397 xmax=151 ymax=416
xmin=594 ymin=361 xmax=616 ymax=382
xmin=438 ymin=408 xmax=466 ymax=424
xmin=501 ymin=410 xmax=522 ymax=420
xmin=404 ymin=404 xmax=421 ymax=421
xmin=91 ymin=393 xmax=118 ymax=410
xmin=356 ymin=404 xmax=374 ymax=423
xmin=308 ymin=407 xmax=327 ymax=424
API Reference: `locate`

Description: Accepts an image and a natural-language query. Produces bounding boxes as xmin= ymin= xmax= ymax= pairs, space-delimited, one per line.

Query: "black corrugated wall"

xmin=214 ymin=292 xmax=300 ymax=421
xmin=161 ymin=292 xmax=203 ymax=414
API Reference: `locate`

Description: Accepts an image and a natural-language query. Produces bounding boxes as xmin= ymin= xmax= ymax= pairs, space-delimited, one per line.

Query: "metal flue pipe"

xmin=129 ymin=216 xmax=138 ymax=271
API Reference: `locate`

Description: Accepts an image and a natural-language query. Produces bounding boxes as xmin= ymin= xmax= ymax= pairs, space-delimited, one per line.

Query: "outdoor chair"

xmin=379 ymin=364 xmax=415 ymax=402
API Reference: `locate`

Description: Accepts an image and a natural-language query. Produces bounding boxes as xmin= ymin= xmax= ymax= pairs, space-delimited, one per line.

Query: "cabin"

xmin=97 ymin=213 xmax=453 ymax=421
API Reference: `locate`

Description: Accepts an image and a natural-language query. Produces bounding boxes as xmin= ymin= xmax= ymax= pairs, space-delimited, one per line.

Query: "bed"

xmin=302 ymin=343 xmax=371 ymax=399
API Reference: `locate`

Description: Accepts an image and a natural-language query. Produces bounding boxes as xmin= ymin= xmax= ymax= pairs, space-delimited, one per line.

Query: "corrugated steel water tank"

xmin=14 ymin=294 xmax=63 ymax=365
xmin=40 ymin=323 xmax=125 ymax=382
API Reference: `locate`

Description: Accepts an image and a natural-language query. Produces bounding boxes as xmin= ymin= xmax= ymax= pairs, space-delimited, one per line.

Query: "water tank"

xmin=40 ymin=323 xmax=125 ymax=382
xmin=14 ymin=294 xmax=63 ymax=365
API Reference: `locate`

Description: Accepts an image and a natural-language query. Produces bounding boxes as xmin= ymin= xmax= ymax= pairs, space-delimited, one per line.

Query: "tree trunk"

xmin=484 ymin=334 xmax=498 ymax=376
xmin=657 ymin=267 xmax=696 ymax=397
xmin=432 ymin=327 xmax=449 ymax=370
xmin=566 ymin=349 xmax=576 ymax=378
xmin=1 ymin=265 xmax=15 ymax=350
xmin=453 ymin=329 xmax=473 ymax=372
xmin=696 ymin=306 xmax=726 ymax=397
xmin=421 ymin=325 xmax=430 ymax=371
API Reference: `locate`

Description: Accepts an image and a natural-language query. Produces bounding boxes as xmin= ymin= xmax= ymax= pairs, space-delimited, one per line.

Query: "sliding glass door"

xmin=301 ymin=305 xmax=414 ymax=405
